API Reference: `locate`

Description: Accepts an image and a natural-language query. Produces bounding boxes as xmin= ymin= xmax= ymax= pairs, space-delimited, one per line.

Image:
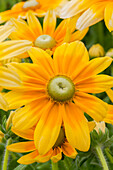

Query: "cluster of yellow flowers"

xmin=0 ymin=0 xmax=113 ymax=165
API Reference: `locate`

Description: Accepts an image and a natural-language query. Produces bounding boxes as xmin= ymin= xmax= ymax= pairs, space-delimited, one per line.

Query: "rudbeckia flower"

xmin=0 ymin=10 xmax=88 ymax=61
xmin=0 ymin=0 xmax=67 ymax=24
xmin=75 ymin=0 xmax=113 ymax=31
xmin=0 ymin=41 xmax=113 ymax=154
xmin=7 ymin=127 xmax=78 ymax=164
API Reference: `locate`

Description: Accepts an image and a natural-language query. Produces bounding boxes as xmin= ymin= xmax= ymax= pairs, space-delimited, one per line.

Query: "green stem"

xmin=97 ymin=22 xmax=104 ymax=46
xmin=51 ymin=161 xmax=59 ymax=170
xmin=95 ymin=145 xmax=109 ymax=170
xmin=2 ymin=138 xmax=12 ymax=170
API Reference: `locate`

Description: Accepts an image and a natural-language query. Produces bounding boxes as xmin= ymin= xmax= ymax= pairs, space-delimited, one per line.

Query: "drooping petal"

xmin=71 ymin=28 xmax=89 ymax=42
xmin=12 ymin=97 xmax=48 ymax=130
xmin=53 ymin=41 xmax=89 ymax=75
xmin=7 ymin=141 xmax=35 ymax=153
xmin=35 ymin=149 xmax=53 ymax=163
xmin=76 ymin=75 xmax=113 ymax=93
xmin=62 ymin=103 xmax=90 ymax=151
xmin=43 ymin=9 xmax=56 ymax=37
xmin=61 ymin=141 xmax=78 ymax=159
xmin=18 ymin=150 xmax=38 ymax=165
xmin=0 ymin=40 xmax=32 ymax=60
xmin=51 ymin=147 xmax=62 ymax=163
xmin=11 ymin=126 xmax=34 ymax=140
xmin=104 ymin=2 xmax=113 ymax=32
xmin=74 ymin=92 xmax=108 ymax=122
xmin=34 ymin=102 xmax=62 ymax=155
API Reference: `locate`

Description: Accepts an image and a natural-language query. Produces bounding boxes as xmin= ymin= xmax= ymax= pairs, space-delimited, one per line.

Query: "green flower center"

xmin=47 ymin=75 xmax=75 ymax=103
xmin=23 ymin=0 xmax=40 ymax=9
xmin=34 ymin=35 xmax=56 ymax=50
xmin=53 ymin=128 xmax=65 ymax=148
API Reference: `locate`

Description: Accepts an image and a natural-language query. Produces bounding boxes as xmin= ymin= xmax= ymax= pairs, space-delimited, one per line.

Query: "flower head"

xmin=59 ymin=0 xmax=113 ymax=32
xmin=0 ymin=0 xmax=67 ymax=24
xmin=0 ymin=10 xmax=88 ymax=61
xmin=0 ymin=41 xmax=113 ymax=154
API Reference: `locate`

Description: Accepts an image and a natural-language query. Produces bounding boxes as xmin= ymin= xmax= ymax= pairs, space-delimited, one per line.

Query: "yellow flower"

xmin=75 ymin=0 xmax=113 ymax=31
xmin=0 ymin=41 xmax=113 ymax=154
xmin=59 ymin=0 xmax=113 ymax=32
xmin=7 ymin=126 xmax=78 ymax=164
xmin=0 ymin=0 xmax=67 ymax=24
xmin=0 ymin=10 xmax=88 ymax=61
xmin=89 ymin=44 xmax=105 ymax=58
xmin=0 ymin=87 xmax=8 ymax=111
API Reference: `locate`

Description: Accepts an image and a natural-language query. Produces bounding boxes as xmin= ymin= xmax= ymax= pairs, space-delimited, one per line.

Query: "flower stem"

xmin=95 ymin=145 xmax=109 ymax=170
xmin=2 ymin=138 xmax=12 ymax=170
xmin=51 ymin=161 xmax=59 ymax=170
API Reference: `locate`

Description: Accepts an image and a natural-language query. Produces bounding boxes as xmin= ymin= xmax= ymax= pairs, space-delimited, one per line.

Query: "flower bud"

xmin=89 ymin=44 xmax=105 ymax=58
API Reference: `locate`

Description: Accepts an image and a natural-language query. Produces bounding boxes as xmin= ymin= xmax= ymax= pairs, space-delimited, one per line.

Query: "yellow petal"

xmin=76 ymin=2 xmax=105 ymax=30
xmin=76 ymin=75 xmax=113 ymax=93
xmin=51 ymin=147 xmax=62 ymax=163
xmin=53 ymin=41 xmax=89 ymax=75
xmin=12 ymin=97 xmax=48 ymax=130
xmin=7 ymin=141 xmax=35 ymax=153
xmin=35 ymin=149 xmax=53 ymax=163
xmin=0 ymin=40 xmax=32 ymax=60
xmin=61 ymin=141 xmax=78 ymax=159
xmin=34 ymin=102 xmax=62 ymax=155
xmin=72 ymin=56 xmax=112 ymax=83
xmin=62 ymin=103 xmax=90 ymax=151
xmin=104 ymin=105 xmax=113 ymax=124
xmin=106 ymin=89 xmax=113 ymax=103
xmin=27 ymin=11 xmax=42 ymax=36
xmin=28 ymin=47 xmax=54 ymax=77
xmin=74 ymin=92 xmax=108 ymax=122
xmin=43 ymin=9 xmax=56 ymax=37
xmin=104 ymin=2 xmax=113 ymax=32
xmin=18 ymin=150 xmax=38 ymax=165
xmin=11 ymin=126 xmax=34 ymax=140
xmin=0 ymin=25 xmax=14 ymax=42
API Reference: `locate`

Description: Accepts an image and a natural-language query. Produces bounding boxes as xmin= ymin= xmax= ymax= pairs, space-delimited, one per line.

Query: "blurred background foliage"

xmin=0 ymin=0 xmax=113 ymax=170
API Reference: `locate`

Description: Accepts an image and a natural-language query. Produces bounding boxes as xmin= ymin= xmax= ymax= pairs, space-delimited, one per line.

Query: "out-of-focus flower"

xmin=89 ymin=44 xmax=105 ymax=58
xmin=0 ymin=10 xmax=88 ymax=61
xmin=0 ymin=41 xmax=112 ymax=154
xmin=0 ymin=0 xmax=67 ymax=24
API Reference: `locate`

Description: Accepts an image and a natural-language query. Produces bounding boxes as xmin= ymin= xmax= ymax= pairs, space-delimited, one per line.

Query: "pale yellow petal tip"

xmin=106 ymin=48 xmax=113 ymax=58
xmin=94 ymin=121 xmax=105 ymax=134
xmin=89 ymin=44 xmax=105 ymax=58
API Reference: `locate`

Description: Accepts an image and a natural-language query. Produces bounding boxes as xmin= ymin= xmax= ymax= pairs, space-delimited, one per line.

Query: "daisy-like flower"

xmin=0 ymin=0 xmax=67 ymax=24
xmin=75 ymin=0 xmax=113 ymax=31
xmin=0 ymin=10 xmax=88 ymax=61
xmin=7 ymin=127 xmax=78 ymax=164
xmin=0 ymin=41 xmax=113 ymax=154
xmin=59 ymin=0 xmax=113 ymax=32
